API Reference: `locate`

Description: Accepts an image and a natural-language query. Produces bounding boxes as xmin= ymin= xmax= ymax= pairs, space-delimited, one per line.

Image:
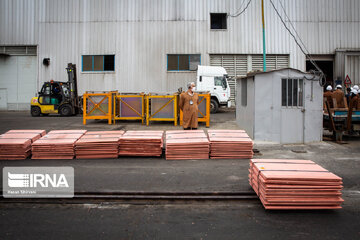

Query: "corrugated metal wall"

xmin=0 ymin=0 xmax=360 ymax=95
xmin=210 ymin=54 xmax=289 ymax=104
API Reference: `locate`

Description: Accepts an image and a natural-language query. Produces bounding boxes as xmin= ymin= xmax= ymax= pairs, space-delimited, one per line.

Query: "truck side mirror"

xmin=199 ymin=76 xmax=202 ymax=82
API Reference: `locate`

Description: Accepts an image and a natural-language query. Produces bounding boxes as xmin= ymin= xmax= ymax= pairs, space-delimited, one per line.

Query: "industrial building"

xmin=0 ymin=0 xmax=359 ymax=110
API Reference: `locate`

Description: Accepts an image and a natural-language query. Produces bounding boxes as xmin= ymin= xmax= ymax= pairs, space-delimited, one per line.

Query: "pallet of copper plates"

xmin=75 ymin=131 xmax=125 ymax=159
xmin=207 ymin=129 xmax=253 ymax=159
xmin=165 ymin=130 xmax=209 ymax=160
xmin=0 ymin=131 xmax=46 ymax=160
xmin=248 ymin=159 xmax=343 ymax=210
xmin=118 ymin=131 xmax=164 ymax=157
xmin=31 ymin=132 xmax=86 ymax=159
xmin=5 ymin=129 xmax=46 ymax=136
xmin=0 ymin=132 xmax=43 ymax=143
xmin=0 ymin=138 xmax=32 ymax=160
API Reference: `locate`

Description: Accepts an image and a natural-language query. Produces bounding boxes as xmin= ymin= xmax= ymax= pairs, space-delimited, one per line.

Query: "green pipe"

xmin=261 ymin=0 xmax=266 ymax=71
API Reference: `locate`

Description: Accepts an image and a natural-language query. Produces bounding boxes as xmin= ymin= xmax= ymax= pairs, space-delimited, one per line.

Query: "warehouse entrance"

xmin=306 ymin=55 xmax=334 ymax=87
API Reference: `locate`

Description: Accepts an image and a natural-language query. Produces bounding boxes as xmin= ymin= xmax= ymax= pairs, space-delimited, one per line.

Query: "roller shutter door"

xmin=210 ymin=55 xmax=247 ymax=105
xmin=211 ymin=54 xmax=289 ymax=105
xmin=345 ymin=55 xmax=360 ymax=85
xmin=252 ymin=55 xmax=289 ymax=71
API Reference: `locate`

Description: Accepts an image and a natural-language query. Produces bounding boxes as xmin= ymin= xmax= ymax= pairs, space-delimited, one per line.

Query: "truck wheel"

xmin=210 ymin=99 xmax=219 ymax=114
xmin=59 ymin=104 xmax=72 ymax=116
xmin=31 ymin=106 xmax=41 ymax=117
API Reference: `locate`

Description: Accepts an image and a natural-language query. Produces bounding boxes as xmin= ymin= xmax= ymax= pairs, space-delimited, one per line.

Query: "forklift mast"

xmin=66 ymin=63 xmax=79 ymax=109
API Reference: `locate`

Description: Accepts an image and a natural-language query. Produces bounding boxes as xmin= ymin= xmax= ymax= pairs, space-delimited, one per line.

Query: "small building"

xmin=236 ymin=68 xmax=323 ymax=144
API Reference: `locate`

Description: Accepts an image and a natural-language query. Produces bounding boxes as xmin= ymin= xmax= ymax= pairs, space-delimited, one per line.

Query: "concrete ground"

xmin=0 ymin=110 xmax=359 ymax=239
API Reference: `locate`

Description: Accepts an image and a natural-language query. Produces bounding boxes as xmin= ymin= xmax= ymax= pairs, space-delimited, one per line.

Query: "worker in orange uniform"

xmin=323 ymin=85 xmax=333 ymax=108
xmin=179 ymin=82 xmax=199 ymax=130
xmin=332 ymin=85 xmax=345 ymax=108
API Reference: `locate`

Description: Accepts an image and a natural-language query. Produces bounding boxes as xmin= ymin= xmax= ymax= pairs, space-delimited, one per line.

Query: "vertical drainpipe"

xmin=261 ymin=0 xmax=266 ymax=71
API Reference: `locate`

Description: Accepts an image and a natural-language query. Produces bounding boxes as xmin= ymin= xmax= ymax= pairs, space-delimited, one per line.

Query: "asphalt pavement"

xmin=0 ymin=110 xmax=359 ymax=239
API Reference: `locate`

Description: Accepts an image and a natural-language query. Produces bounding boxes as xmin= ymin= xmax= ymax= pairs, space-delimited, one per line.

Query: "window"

xmin=214 ymin=76 xmax=228 ymax=90
xmin=167 ymin=54 xmax=201 ymax=71
xmin=214 ymin=77 xmax=223 ymax=86
xmin=82 ymin=55 xmax=115 ymax=72
xmin=210 ymin=13 xmax=227 ymax=30
xmin=281 ymin=78 xmax=303 ymax=107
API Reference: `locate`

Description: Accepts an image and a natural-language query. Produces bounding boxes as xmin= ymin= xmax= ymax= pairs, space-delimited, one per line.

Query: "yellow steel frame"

xmin=112 ymin=93 xmax=145 ymax=124
xmin=179 ymin=93 xmax=210 ymax=127
xmin=83 ymin=92 xmax=113 ymax=125
xmin=146 ymin=94 xmax=178 ymax=126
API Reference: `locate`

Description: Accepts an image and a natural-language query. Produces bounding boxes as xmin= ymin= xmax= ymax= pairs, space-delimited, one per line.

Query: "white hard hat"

xmin=326 ymin=86 xmax=332 ymax=91
xmin=351 ymin=89 xmax=358 ymax=95
xmin=353 ymin=85 xmax=359 ymax=90
xmin=336 ymin=85 xmax=342 ymax=89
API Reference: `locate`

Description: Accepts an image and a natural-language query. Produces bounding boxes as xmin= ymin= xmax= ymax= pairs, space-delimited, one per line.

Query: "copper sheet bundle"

xmin=5 ymin=129 xmax=46 ymax=136
xmin=32 ymin=130 xmax=87 ymax=159
xmin=119 ymin=131 xmax=164 ymax=157
xmin=0 ymin=133 xmax=43 ymax=143
xmin=0 ymin=130 xmax=46 ymax=160
xmin=165 ymin=130 xmax=209 ymax=160
xmin=75 ymin=131 xmax=125 ymax=159
xmin=249 ymin=159 xmax=344 ymax=210
xmin=208 ymin=129 xmax=253 ymax=159
xmin=0 ymin=138 xmax=32 ymax=160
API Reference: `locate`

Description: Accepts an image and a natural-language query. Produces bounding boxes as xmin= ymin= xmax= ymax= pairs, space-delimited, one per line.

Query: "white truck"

xmin=196 ymin=65 xmax=231 ymax=113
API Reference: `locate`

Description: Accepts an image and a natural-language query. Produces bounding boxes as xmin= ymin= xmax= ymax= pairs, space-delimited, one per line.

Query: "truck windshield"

xmin=214 ymin=76 xmax=228 ymax=90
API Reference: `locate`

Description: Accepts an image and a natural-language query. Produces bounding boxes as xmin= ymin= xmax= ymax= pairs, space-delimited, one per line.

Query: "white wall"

xmin=0 ymin=0 xmax=359 ymax=95
xmin=0 ymin=55 xmax=37 ymax=110
xmin=236 ymin=77 xmax=255 ymax=139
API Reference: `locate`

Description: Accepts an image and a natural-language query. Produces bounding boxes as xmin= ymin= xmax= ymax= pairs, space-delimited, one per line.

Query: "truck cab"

xmin=196 ymin=65 xmax=231 ymax=113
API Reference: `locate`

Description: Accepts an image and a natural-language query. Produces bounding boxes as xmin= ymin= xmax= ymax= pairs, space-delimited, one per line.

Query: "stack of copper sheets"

xmin=249 ymin=159 xmax=344 ymax=210
xmin=0 ymin=130 xmax=46 ymax=159
xmin=75 ymin=131 xmax=125 ymax=159
xmin=32 ymin=130 xmax=87 ymax=159
xmin=165 ymin=130 xmax=209 ymax=160
xmin=0 ymin=132 xmax=43 ymax=143
xmin=207 ymin=130 xmax=253 ymax=159
xmin=119 ymin=131 xmax=164 ymax=157
xmin=5 ymin=129 xmax=46 ymax=136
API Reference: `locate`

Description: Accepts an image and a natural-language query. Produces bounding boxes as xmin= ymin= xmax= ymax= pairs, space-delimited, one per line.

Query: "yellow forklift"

xmin=30 ymin=63 xmax=81 ymax=116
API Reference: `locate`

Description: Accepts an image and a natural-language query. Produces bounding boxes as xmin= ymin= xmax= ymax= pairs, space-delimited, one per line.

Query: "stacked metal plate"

xmin=165 ymin=130 xmax=209 ymax=160
xmin=75 ymin=131 xmax=125 ymax=159
xmin=0 ymin=132 xmax=43 ymax=143
xmin=0 ymin=130 xmax=46 ymax=160
xmin=119 ymin=131 xmax=164 ymax=157
xmin=32 ymin=130 xmax=87 ymax=159
xmin=249 ymin=159 xmax=344 ymax=210
xmin=207 ymin=130 xmax=253 ymax=159
xmin=5 ymin=129 xmax=46 ymax=136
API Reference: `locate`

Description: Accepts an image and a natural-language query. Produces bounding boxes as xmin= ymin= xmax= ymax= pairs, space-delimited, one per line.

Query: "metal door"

xmin=280 ymin=78 xmax=304 ymax=144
